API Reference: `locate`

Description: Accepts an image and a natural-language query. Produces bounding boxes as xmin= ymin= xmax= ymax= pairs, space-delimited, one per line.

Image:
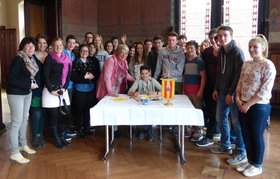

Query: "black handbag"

xmin=58 ymin=95 xmax=70 ymax=115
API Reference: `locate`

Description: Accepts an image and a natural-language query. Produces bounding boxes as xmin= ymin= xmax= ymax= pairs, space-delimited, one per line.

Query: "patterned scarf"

xmin=18 ymin=51 xmax=39 ymax=80
xmin=50 ymin=52 xmax=72 ymax=86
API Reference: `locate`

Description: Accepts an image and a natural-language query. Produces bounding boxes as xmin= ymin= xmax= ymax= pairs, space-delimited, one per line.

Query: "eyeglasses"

xmin=80 ymin=50 xmax=89 ymax=53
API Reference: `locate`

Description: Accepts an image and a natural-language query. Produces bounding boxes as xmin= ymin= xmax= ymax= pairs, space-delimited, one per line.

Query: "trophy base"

xmin=164 ymin=102 xmax=173 ymax=106
xmin=164 ymin=99 xmax=173 ymax=106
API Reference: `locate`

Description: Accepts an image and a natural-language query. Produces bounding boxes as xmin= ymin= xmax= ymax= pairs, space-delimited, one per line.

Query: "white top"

xmin=236 ymin=59 xmax=276 ymax=104
xmin=90 ymin=95 xmax=204 ymax=126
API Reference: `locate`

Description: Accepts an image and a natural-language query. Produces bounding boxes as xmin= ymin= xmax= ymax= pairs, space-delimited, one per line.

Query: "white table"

xmin=90 ymin=95 xmax=204 ymax=164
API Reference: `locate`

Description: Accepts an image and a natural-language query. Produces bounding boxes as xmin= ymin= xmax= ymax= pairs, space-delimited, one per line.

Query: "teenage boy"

xmin=147 ymin=35 xmax=164 ymax=78
xmin=128 ymin=65 xmax=161 ymax=141
xmin=154 ymin=31 xmax=185 ymax=94
xmin=84 ymin=32 xmax=94 ymax=44
xmin=210 ymin=26 xmax=246 ymax=166
xmin=64 ymin=35 xmax=76 ymax=102
xmin=144 ymin=39 xmax=153 ymax=54
xmin=183 ymin=40 xmax=206 ymax=142
xmin=63 ymin=35 xmax=78 ymax=140
xmin=178 ymin=34 xmax=187 ymax=46
xmin=196 ymin=28 xmax=220 ymax=147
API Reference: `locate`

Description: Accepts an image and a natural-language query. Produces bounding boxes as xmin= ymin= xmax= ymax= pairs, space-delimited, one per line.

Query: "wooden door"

xmin=24 ymin=1 xmax=45 ymax=37
xmin=0 ymin=28 xmax=18 ymax=89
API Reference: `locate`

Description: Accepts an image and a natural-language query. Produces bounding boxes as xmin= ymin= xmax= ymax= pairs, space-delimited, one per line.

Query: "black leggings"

xmin=72 ymin=90 xmax=95 ymax=129
xmin=45 ymin=107 xmax=69 ymax=132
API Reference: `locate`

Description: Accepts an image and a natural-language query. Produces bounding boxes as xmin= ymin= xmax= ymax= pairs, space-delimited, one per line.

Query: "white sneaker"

xmin=19 ymin=145 xmax=36 ymax=154
xmin=10 ymin=153 xmax=30 ymax=164
xmin=243 ymin=165 xmax=262 ymax=177
xmin=236 ymin=162 xmax=250 ymax=172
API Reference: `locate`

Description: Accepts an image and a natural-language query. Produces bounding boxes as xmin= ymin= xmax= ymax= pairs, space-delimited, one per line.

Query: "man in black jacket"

xmin=210 ymin=26 xmax=246 ymax=166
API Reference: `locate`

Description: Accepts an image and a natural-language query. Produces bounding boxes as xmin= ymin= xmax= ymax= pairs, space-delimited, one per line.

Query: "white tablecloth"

xmin=90 ymin=95 xmax=204 ymax=126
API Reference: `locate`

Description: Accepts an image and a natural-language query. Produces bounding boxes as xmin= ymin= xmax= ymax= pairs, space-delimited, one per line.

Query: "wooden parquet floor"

xmin=1 ymin=115 xmax=280 ymax=179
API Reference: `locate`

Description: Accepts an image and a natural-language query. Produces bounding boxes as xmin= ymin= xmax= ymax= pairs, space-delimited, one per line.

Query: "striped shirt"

xmin=183 ymin=56 xmax=205 ymax=95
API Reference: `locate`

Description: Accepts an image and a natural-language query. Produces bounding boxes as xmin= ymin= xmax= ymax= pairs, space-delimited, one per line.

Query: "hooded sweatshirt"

xmin=153 ymin=45 xmax=185 ymax=82
xmin=215 ymin=40 xmax=244 ymax=96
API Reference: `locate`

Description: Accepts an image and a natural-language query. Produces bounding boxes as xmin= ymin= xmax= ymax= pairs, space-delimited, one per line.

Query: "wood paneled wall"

xmin=60 ymin=0 xmax=173 ymax=45
xmin=270 ymin=44 xmax=280 ymax=83
xmin=97 ymin=0 xmax=173 ymax=44
xmin=269 ymin=0 xmax=280 ymax=108
xmin=61 ymin=0 xmax=97 ymax=43
xmin=270 ymin=44 xmax=280 ymax=107
xmin=269 ymin=0 xmax=280 ymax=43
xmin=269 ymin=0 xmax=280 ymax=32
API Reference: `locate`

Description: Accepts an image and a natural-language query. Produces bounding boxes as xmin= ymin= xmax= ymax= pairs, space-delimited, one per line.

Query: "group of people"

xmin=6 ymin=25 xmax=276 ymax=177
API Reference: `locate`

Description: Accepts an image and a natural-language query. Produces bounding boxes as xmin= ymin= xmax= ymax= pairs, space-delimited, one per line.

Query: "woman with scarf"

xmin=42 ymin=37 xmax=72 ymax=148
xmin=7 ymin=37 xmax=39 ymax=164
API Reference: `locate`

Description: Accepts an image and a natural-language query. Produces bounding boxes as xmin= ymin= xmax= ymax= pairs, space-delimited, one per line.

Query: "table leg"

xmin=130 ymin=125 xmax=133 ymax=140
xmin=110 ymin=125 xmax=115 ymax=146
xmin=160 ymin=125 xmax=162 ymax=141
xmin=178 ymin=125 xmax=181 ymax=146
xmin=103 ymin=125 xmax=109 ymax=160
xmin=111 ymin=125 xmax=114 ymax=141
xmin=103 ymin=125 xmax=116 ymax=160
xmin=181 ymin=125 xmax=186 ymax=163
xmin=175 ymin=125 xmax=186 ymax=164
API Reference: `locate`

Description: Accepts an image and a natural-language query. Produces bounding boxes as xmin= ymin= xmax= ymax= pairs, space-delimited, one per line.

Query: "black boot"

xmin=50 ymin=127 xmax=64 ymax=148
xmin=75 ymin=115 xmax=87 ymax=137
xmin=38 ymin=135 xmax=46 ymax=147
xmin=60 ymin=131 xmax=69 ymax=146
xmin=32 ymin=135 xmax=40 ymax=148
xmin=78 ymin=128 xmax=86 ymax=138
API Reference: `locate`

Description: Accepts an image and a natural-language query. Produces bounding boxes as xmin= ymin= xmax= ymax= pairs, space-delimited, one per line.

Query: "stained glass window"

xmin=180 ymin=0 xmax=211 ymax=44
xmin=223 ymin=0 xmax=259 ymax=58
xmin=180 ymin=0 xmax=259 ymax=59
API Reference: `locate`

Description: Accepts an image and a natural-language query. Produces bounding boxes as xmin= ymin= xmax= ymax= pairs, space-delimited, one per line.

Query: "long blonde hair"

xmin=94 ymin=34 xmax=105 ymax=51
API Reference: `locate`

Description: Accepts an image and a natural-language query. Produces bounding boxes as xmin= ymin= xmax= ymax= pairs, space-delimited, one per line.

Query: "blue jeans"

xmin=7 ymin=93 xmax=32 ymax=154
xmin=216 ymin=95 xmax=245 ymax=155
xmin=31 ymin=108 xmax=44 ymax=137
xmin=239 ymin=103 xmax=270 ymax=168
